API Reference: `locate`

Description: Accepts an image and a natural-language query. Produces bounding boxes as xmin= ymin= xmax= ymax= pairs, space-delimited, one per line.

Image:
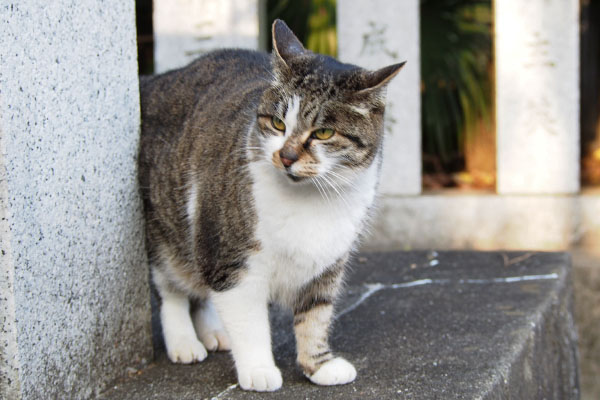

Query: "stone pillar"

xmin=495 ymin=0 xmax=580 ymax=194
xmin=337 ymin=0 xmax=421 ymax=195
xmin=0 ymin=1 xmax=152 ymax=399
xmin=153 ymin=0 xmax=260 ymax=73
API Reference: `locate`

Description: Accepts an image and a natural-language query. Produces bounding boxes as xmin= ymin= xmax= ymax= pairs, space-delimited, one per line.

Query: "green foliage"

xmin=306 ymin=0 xmax=337 ymax=56
xmin=267 ymin=0 xmax=310 ymax=50
xmin=420 ymin=0 xmax=492 ymax=165
xmin=267 ymin=0 xmax=337 ymax=57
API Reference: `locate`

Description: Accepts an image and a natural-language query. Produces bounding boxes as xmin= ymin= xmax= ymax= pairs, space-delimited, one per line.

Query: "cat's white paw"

xmin=193 ymin=300 xmax=231 ymax=351
xmin=309 ymin=357 xmax=357 ymax=386
xmin=237 ymin=365 xmax=283 ymax=392
xmin=165 ymin=336 xmax=207 ymax=364
xmin=198 ymin=330 xmax=231 ymax=352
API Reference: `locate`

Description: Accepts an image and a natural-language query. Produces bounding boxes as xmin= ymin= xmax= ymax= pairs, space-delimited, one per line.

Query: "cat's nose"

xmin=279 ymin=149 xmax=298 ymax=168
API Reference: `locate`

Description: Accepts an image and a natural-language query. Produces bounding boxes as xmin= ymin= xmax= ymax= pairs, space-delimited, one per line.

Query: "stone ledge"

xmin=100 ymin=251 xmax=579 ymax=399
xmin=366 ymin=194 xmax=600 ymax=251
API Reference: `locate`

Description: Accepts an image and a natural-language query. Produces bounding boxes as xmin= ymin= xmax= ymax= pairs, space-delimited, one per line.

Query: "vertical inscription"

xmin=523 ymin=31 xmax=559 ymax=136
xmin=360 ymin=21 xmax=398 ymax=60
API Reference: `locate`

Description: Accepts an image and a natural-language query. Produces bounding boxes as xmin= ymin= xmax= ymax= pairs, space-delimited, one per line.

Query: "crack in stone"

xmin=338 ymin=273 xmax=559 ymax=318
xmin=210 ymin=383 xmax=238 ymax=399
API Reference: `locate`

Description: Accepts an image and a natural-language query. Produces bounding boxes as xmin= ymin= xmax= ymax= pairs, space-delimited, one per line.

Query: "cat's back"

xmin=138 ymin=50 xmax=270 ymax=279
xmin=140 ymin=49 xmax=271 ymax=133
xmin=138 ymin=49 xmax=271 ymax=195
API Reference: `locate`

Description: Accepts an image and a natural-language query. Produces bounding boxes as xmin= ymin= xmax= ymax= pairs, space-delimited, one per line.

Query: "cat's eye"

xmin=313 ymin=128 xmax=335 ymax=140
xmin=271 ymin=116 xmax=286 ymax=132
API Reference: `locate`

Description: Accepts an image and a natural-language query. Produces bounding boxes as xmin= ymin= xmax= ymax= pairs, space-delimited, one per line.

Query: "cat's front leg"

xmin=211 ymin=274 xmax=282 ymax=392
xmin=293 ymin=259 xmax=357 ymax=386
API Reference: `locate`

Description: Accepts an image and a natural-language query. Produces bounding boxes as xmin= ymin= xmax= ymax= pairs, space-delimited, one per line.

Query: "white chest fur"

xmin=248 ymin=158 xmax=379 ymax=302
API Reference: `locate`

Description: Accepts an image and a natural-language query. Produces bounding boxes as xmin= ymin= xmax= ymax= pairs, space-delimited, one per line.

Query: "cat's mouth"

xmin=286 ymin=173 xmax=305 ymax=182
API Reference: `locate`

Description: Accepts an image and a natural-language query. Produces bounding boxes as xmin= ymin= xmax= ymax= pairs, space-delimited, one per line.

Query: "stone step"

xmin=100 ymin=251 xmax=579 ymax=399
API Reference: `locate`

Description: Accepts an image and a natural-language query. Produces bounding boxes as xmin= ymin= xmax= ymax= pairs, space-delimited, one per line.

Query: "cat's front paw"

xmin=237 ymin=365 xmax=283 ymax=392
xmin=165 ymin=336 xmax=207 ymax=364
xmin=308 ymin=357 xmax=356 ymax=386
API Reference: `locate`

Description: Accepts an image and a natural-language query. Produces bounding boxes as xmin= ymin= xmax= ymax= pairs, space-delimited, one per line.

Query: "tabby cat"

xmin=138 ymin=19 xmax=403 ymax=392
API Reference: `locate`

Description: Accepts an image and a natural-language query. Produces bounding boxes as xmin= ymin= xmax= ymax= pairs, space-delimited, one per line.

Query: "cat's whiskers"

xmin=314 ymin=175 xmax=344 ymax=212
xmin=260 ymin=65 xmax=277 ymax=79
xmin=226 ymin=148 xmax=267 ymax=172
xmin=226 ymin=147 xmax=259 ymax=163
xmin=234 ymin=146 xmax=262 ymax=155
xmin=320 ymin=173 xmax=352 ymax=211
xmin=332 ymin=163 xmax=360 ymax=178
xmin=324 ymin=171 xmax=353 ymax=195
xmin=256 ymin=76 xmax=277 ymax=85
xmin=310 ymin=177 xmax=328 ymax=204
xmin=244 ymin=147 xmax=263 ymax=157
xmin=242 ymin=149 xmax=270 ymax=165
xmin=313 ymin=176 xmax=331 ymax=204
xmin=325 ymin=169 xmax=357 ymax=190
xmin=312 ymin=176 xmax=332 ymax=206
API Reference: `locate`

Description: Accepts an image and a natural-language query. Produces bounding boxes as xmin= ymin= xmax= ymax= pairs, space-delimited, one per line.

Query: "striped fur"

xmin=293 ymin=258 xmax=345 ymax=376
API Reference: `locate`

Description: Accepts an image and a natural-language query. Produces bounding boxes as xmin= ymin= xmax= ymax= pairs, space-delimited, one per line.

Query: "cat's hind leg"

xmin=192 ymin=298 xmax=231 ymax=352
xmin=153 ymin=268 xmax=208 ymax=364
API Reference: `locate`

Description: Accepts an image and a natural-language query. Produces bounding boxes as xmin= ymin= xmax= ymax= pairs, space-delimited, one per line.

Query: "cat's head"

xmin=254 ymin=19 xmax=404 ymax=186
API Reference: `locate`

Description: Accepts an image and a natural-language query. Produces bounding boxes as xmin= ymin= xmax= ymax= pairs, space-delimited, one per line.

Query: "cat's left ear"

xmin=272 ymin=19 xmax=307 ymax=67
xmin=358 ymin=62 xmax=406 ymax=92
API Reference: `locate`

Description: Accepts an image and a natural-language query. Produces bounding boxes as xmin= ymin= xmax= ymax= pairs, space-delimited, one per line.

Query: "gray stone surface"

xmin=0 ymin=1 xmax=152 ymax=398
xmin=100 ymin=251 xmax=579 ymax=399
xmin=364 ymin=192 xmax=600 ymax=252
xmin=153 ymin=0 xmax=259 ymax=73
xmin=572 ymin=249 xmax=600 ymax=400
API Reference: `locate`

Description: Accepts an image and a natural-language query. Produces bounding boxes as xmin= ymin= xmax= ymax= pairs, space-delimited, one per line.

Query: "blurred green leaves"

xmin=267 ymin=0 xmax=336 ymax=56
xmin=306 ymin=0 xmax=337 ymax=56
xmin=420 ymin=0 xmax=492 ymax=166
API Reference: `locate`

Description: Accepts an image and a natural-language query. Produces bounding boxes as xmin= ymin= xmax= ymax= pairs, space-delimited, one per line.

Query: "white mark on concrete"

xmin=460 ymin=273 xmax=559 ymax=284
xmin=427 ymin=251 xmax=439 ymax=267
xmin=338 ymin=274 xmax=559 ymax=318
xmin=211 ymin=383 xmax=238 ymax=400
xmin=338 ymin=279 xmax=441 ymax=317
xmin=390 ymin=279 xmax=436 ymax=289
xmin=338 ymin=283 xmax=384 ymax=317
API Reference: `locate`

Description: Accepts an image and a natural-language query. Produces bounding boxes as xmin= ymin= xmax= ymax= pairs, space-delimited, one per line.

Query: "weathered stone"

xmin=572 ymin=249 xmax=600 ymax=400
xmin=365 ymin=193 xmax=600 ymax=252
xmin=337 ymin=0 xmax=421 ymax=196
xmin=153 ymin=0 xmax=260 ymax=73
xmin=100 ymin=251 xmax=579 ymax=399
xmin=0 ymin=1 xmax=152 ymax=398
xmin=495 ymin=0 xmax=580 ymax=194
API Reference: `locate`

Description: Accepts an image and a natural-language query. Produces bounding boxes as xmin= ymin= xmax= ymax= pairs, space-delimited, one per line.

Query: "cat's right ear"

xmin=272 ymin=19 xmax=306 ymax=68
